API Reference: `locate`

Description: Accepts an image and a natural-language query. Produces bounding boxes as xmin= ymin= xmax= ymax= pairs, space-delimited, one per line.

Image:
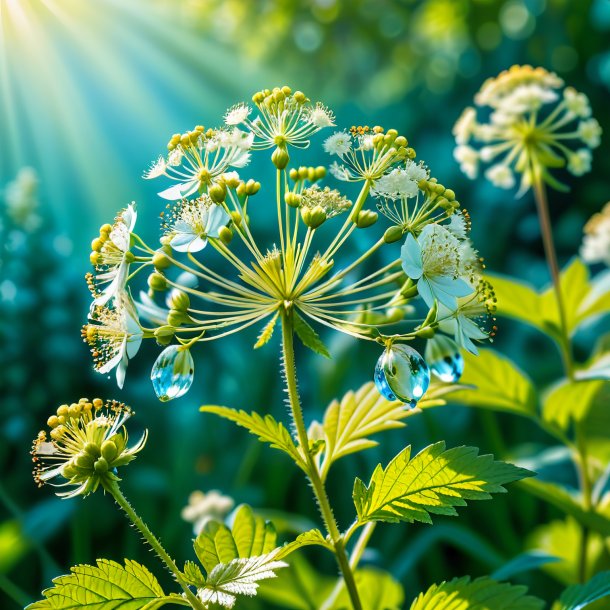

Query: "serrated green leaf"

xmin=555 ymin=571 xmax=610 ymax=610
xmin=353 ymin=441 xmax=531 ymax=524
xmin=319 ymin=382 xmax=412 ymax=473
xmin=409 ymin=576 xmax=544 ymax=610
xmin=293 ymin=312 xmax=331 ymax=358
xmin=276 ymin=528 xmax=332 ymax=559
xmin=183 ymin=560 xmax=206 ymax=588
xmin=449 ymin=348 xmax=538 ymax=417
xmin=194 ymin=505 xmax=278 ymax=575
xmin=543 ymin=378 xmax=608 ymax=429
xmin=26 ymin=559 xmax=185 ymax=609
xmin=254 ymin=311 xmax=279 ymax=349
xmin=200 ymin=406 xmax=305 ymax=469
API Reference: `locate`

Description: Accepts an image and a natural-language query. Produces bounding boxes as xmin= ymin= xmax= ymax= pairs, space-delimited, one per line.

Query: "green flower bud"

xmin=285 ymin=192 xmax=302 ymax=208
xmin=168 ymin=290 xmax=190 ymax=312
xmin=101 ymin=440 xmax=118 ymax=463
xmin=355 ymin=210 xmax=378 ymax=228
xmin=209 ymin=183 xmax=226 ymax=203
xmin=230 ymin=211 xmax=242 ymax=226
xmin=315 ymin=166 xmax=326 ymax=180
xmin=414 ymin=326 xmax=436 ymax=339
xmin=301 ymin=205 xmax=327 ymax=229
xmin=219 ymin=226 xmax=233 ymax=244
xmin=167 ymin=309 xmax=189 ymax=327
xmin=271 ymin=147 xmax=290 ymax=169
xmin=152 ymin=250 xmax=172 ymax=270
xmin=289 ymin=168 xmax=299 ymax=181
xmin=148 ymin=272 xmax=168 ymax=292
xmin=245 ymin=179 xmax=261 ymax=195
xmin=384 ymin=226 xmax=404 ymax=243
xmin=94 ymin=457 xmax=109 ymax=473
xmin=154 ymin=325 xmax=176 ymax=345
xmin=84 ymin=442 xmax=100 ymax=458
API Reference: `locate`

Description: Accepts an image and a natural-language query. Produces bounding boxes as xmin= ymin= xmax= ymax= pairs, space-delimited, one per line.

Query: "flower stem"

xmin=531 ymin=174 xmax=573 ymax=380
xmin=280 ymin=309 xmax=363 ymax=610
xmin=107 ymin=482 xmax=205 ymax=610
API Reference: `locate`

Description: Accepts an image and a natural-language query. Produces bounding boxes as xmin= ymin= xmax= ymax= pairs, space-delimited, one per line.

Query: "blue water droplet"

xmin=425 ymin=335 xmax=464 ymax=383
xmin=151 ymin=345 xmax=194 ymax=402
xmin=374 ymin=344 xmax=430 ymax=407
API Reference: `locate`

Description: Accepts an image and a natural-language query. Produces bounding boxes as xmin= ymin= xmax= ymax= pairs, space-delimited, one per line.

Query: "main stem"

xmin=108 ymin=483 xmax=205 ymax=610
xmin=532 ymin=174 xmax=591 ymax=583
xmin=280 ymin=310 xmax=363 ymax=610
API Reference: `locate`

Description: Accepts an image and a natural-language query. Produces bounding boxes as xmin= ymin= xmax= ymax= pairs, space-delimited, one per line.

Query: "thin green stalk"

xmin=107 ymin=482 xmax=205 ymax=610
xmin=280 ymin=310 xmax=363 ymax=610
xmin=321 ymin=523 xmax=377 ymax=610
xmin=576 ymin=421 xmax=593 ymax=583
xmin=531 ymin=174 xmax=573 ymax=380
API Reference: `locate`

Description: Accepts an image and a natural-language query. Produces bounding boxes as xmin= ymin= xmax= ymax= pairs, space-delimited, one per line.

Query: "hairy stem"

xmin=280 ymin=310 xmax=363 ymax=610
xmin=108 ymin=482 xmax=205 ymax=610
xmin=531 ymin=174 xmax=573 ymax=380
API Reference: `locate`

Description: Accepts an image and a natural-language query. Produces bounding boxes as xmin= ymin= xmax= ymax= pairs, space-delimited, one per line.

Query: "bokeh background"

xmin=1 ymin=0 xmax=609 ymax=607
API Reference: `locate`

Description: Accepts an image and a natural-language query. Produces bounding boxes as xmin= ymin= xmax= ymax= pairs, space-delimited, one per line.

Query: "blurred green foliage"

xmin=1 ymin=0 xmax=610 ymax=607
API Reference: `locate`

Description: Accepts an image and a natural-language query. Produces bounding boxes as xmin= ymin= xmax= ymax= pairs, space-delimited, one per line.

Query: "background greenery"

xmin=1 ymin=0 xmax=609 ymax=607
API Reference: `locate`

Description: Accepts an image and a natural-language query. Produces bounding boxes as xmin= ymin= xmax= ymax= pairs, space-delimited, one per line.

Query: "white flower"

xmin=581 ymin=202 xmax=610 ymax=266
xmin=564 ymin=87 xmax=591 ymax=118
xmin=567 ymin=149 xmax=592 ymax=176
xmin=578 ymin=119 xmax=602 ymax=148
xmin=83 ymin=296 xmax=143 ymax=389
xmin=224 ymin=103 xmax=251 ymax=125
xmin=163 ymin=196 xmax=230 ymax=252
xmin=453 ymin=107 xmax=477 ymax=145
xmin=371 ymin=168 xmax=419 ymax=200
xmin=499 ymin=84 xmax=558 ymax=114
xmin=401 ymin=224 xmax=474 ymax=309
xmin=329 ymin=161 xmax=351 ymax=181
xmin=453 ymin=145 xmax=479 ymax=179
xmin=181 ymin=490 xmax=235 ymax=535
xmin=306 ymin=102 xmax=335 ymax=128
xmin=404 ymin=159 xmax=429 ymax=183
xmin=143 ymin=156 xmax=166 ymax=179
xmin=89 ymin=203 xmax=137 ymax=306
xmin=446 ymin=212 xmax=468 ymax=240
xmin=323 ymin=131 xmax=352 ymax=157
xmin=485 ymin=164 xmax=515 ymax=189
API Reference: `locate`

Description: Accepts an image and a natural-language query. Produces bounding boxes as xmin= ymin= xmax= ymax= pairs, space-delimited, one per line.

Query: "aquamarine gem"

xmin=151 ymin=345 xmax=194 ymax=402
xmin=425 ymin=335 xmax=464 ymax=383
xmin=374 ymin=344 xmax=430 ymax=407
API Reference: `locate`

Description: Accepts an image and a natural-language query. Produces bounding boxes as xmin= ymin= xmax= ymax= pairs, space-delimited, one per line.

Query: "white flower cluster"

xmin=453 ymin=65 xmax=602 ymax=193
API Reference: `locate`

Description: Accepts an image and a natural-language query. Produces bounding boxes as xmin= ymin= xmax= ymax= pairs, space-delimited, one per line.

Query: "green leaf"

xmin=182 ymin=561 xmax=206 ymax=588
xmin=254 ymin=311 xmax=279 ymax=348
xmin=194 ymin=505 xmax=277 ymax=574
xmin=543 ymin=378 xmax=608 ymax=429
xmin=200 ymin=405 xmax=305 ymax=469
xmin=449 ymin=348 xmax=538 ymax=417
xmin=555 ymin=571 xmax=610 ymax=610
xmin=332 ymin=568 xmax=404 ymax=610
xmin=276 ymin=528 xmax=333 ymax=559
xmin=319 ymin=382 xmax=413 ymax=470
xmin=293 ymin=312 xmax=331 ymax=358
xmin=26 ymin=559 xmax=185 ymax=609
xmin=353 ymin=441 xmax=531 ymax=524
xmin=519 ymin=479 xmax=610 ymax=538
xmin=409 ymin=576 xmax=544 ymax=610
xmin=491 ymin=551 xmax=560 ymax=581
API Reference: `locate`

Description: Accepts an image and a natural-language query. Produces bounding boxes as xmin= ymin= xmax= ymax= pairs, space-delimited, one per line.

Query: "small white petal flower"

xmin=499 ymin=84 xmax=558 ymax=114
xmin=564 ymin=87 xmax=591 ymax=118
xmin=224 ymin=103 xmax=251 ymax=125
xmin=323 ymin=131 xmax=352 ymax=157
xmin=143 ymin=156 xmax=166 ymax=179
xmin=371 ymin=168 xmax=419 ymax=201
xmin=578 ymin=118 xmax=602 ymax=148
xmin=453 ymin=145 xmax=479 ymax=179
xmin=485 ymin=164 xmax=515 ymax=189
xmin=446 ymin=212 xmax=468 ymax=240
xmin=181 ymin=490 xmax=235 ymax=535
xmin=306 ymin=102 xmax=335 ymax=128
xmin=567 ymin=148 xmax=592 ymax=176
xmin=404 ymin=159 xmax=429 ymax=183
xmin=581 ymin=202 xmax=610 ymax=266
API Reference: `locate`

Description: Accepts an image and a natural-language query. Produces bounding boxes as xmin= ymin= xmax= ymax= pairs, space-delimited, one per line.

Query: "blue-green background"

xmin=1 ymin=0 xmax=609 ymax=607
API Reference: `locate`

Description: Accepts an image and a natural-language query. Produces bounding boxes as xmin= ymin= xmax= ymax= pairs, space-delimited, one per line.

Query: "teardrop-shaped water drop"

xmin=425 ymin=335 xmax=464 ymax=383
xmin=151 ymin=345 xmax=194 ymax=402
xmin=374 ymin=344 xmax=430 ymax=407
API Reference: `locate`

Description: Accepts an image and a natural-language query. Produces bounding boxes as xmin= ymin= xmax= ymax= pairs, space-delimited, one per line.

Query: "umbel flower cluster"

xmin=82 ymin=86 xmax=496 ymax=405
xmin=454 ymin=65 xmax=602 ymax=193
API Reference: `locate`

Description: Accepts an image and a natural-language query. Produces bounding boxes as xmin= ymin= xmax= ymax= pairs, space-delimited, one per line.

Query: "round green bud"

xmin=315 ymin=166 xmax=326 ymax=180
xmin=236 ymin=182 xmax=246 ymax=197
xmin=148 ymin=272 xmax=168 ymax=292
xmin=383 ymin=225 xmax=404 ymax=243
xmin=47 ymin=415 xmax=59 ymax=428
xmin=222 ymin=173 xmax=240 ymax=189
xmin=91 ymin=237 xmax=103 ymax=251
xmin=168 ymin=290 xmax=190 ymax=312
xmin=154 ymin=325 xmax=176 ymax=346
xmin=289 ymin=168 xmax=299 ymax=181
xmin=414 ymin=326 xmax=435 ymax=339
xmin=394 ymin=136 xmax=407 ymax=147
xmin=90 ymin=252 xmax=101 ymax=266
xmin=271 ymin=147 xmax=290 ymax=170
xmin=297 ymin=166 xmax=309 ymax=180
xmin=84 ymin=442 xmax=100 ymax=458
xmin=101 ymin=440 xmax=118 ymax=463
xmin=209 ymin=183 xmax=226 ymax=203
xmin=444 ymin=188 xmax=455 ymax=200
xmin=219 ymin=226 xmax=233 ymax=244
xmin=301 ymin=205 xmax=327 ymax=229
xmin=153 ymin=250 xmax=172 ymax=270
xmin=167 ymin=309 xmax=188 ymax=327
xmin=245 ymin=179 xmax=260 ymax=195
xmin=385 ymin=307 xmax=405 ymax=323
xmin=406 ymin=147 xmax=416 ymax=159
xmin=356 ymin=210 xmax=378 ymax=228
xmin=94 ymin=457 xmax=109 ymax=473
xmin=76 ymin=453 xmax=94 ymax=469
xmin=293 ymin=91 xmax=306 ymax=103
xmin=124 ymin=251 xmax=136 ymax=264
xmin=285 ymin=192 xmax=301 ymax=208
xmin=57 ymin=405 xmax=69 ymax=417
xmin=230 ymin=211 xmax=242 ymax=226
